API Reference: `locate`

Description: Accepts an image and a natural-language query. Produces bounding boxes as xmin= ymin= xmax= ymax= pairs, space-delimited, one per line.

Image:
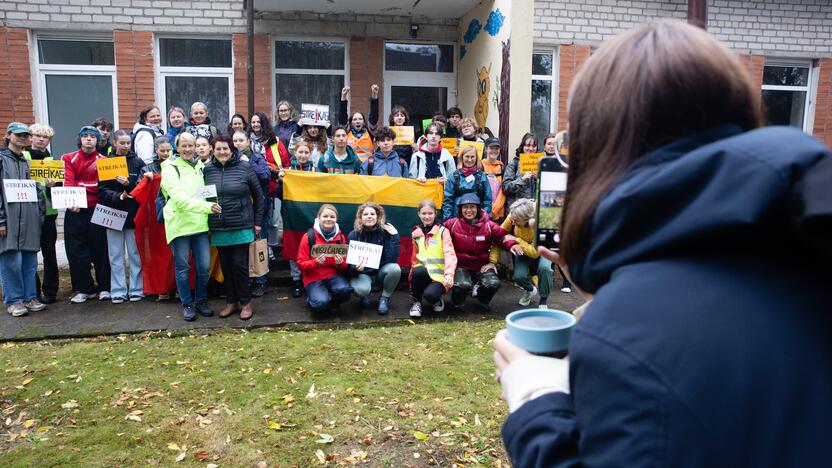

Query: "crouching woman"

xmin=409 ymin=200 xmax=456 ymax=318
xmin=347 ymin=202 xmax=401 ymax=315
xmin=296 ymin=204 xmax=354 ymax=313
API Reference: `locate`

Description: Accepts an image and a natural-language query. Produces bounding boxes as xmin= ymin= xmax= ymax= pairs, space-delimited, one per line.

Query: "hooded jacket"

xmin=443 ymin=204 xmax=516 ymax=271
xmin=317 ymin=145 xmax=362 ymax=174
xmin=502 ymin=125 xmax=832 ymax=468
xmin=346 ymin=226 xmax=400 ymax=277
xmin=202 ymin=151 xmax=265 ymax=233
xmin=160 ymin=156 xmax=214 ymax=243
xmin=296 ymin=221 xmax=349 ymax=286
xmin=132 ymin=122 xmax=164 ymax=165
xmin=409 ymin=141 xmax=456 ymax=180
xmin=97 ymin=151 xmax=146 ymax=230
xmin=0 ymin=147 xmax=44 ymax=254
xmin=61 ymin=148 xmax=105 ymax=209
xmin=273 ymin=119 xmax=302 ymax=148
xmin=360 ymin=149 xmax=409 ymax=177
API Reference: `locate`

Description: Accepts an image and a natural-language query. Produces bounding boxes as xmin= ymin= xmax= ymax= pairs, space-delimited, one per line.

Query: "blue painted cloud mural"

xmin=485 ymin=9 xmax=506 ymax=36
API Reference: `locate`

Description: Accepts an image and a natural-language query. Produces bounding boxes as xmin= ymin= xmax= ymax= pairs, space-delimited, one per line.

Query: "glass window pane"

xmin=390 ymin=86 xmax=449 ymax=128
xmin=38 ymin=40 xmax=114 ymax=65
xmin=532 ymin=52 xmax=553 ymax=76
xmin=385 ymin=43 xmax=454 ymax=73
xmin=762 ymin=65 xmax=809 ymax=87
xmin=531 ymin=79 xmax=553 ymax=138
xmin=45 ymin=75 xmax=114 ymax=155
xmin=275 ymin=41 xmax=345 ymax=70
xmin=165 ymin=76 xmax=230 ymax=131
xmin=762 ymin=89 xmax=806 ymax=128
xmin=159 ymin=39 xmax=231 ymax=68
xmin=275 ymin=74 xmax=344 ymax=121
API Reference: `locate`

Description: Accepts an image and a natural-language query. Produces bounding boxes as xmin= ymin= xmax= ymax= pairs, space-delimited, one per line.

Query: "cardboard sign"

xmin=519 ymin=152 xmax=545 ymax=173
xmin=196 ymin=184 xmax=217 ymax=199
xmin=96 ymin=156 xmax=128 ymax=181
xmin=50 ymin=186 xmax=88 ymax=209
xmin=346 ymin=240 xmax=384 ymax=270
xmin=311 ymin=244 xmax=349 ymax=257
xmin=90 ymin=204 xmax=128 ymax=231
xmin=391 ymin=126 xmax=415 ymax=145
xmin=459 ymin=140 xmax=484 ymax=159
xmin=441 ymin=138 xmax=458 ymax=156
xmin=29 ymin=160 xmax=64 ymax=183
xmin=300 ymin=103 xmax=330 ymax=127
xmin=2 ymin=179 xmax=37 ymax=203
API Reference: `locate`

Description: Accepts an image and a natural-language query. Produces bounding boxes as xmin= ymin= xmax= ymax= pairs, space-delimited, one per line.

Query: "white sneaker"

xmin=98 ymin=291 xmax=111 ymax=301
xmin=561 ymin=286 xmax=572 ymax=293
xmin=111 ymin=297 xmax=125 ymax=304
xmin=433 ymin=297 xmax=445 ymax=313
xmin=23 ymin=299 xmax=46 ymax=311
xmin=538 ymin=304 xmax=549 ymax=309
xmin=519 ymin=286 xmax=538 ymax=307
xmin=471 ymin=284 xmax=479 ymax=298
xmin=70 ymin=292 xmax=91 ymax=304
xmin=129 ymin=296 xmax=143 ymax=302
xmin=7 ymin=303 xmax=27 ymax=317
xmin=409 ymin=301 xmax=422 ymax=318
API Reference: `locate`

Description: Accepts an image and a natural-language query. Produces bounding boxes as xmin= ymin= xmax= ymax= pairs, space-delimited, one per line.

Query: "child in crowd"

xmin=296 ymin=204 xmax=354 ymax=313
xmin=338 ymin=85 xmax=380 ymax=162
xmin=442 ymin=145 xmax=492 ymax=220
xmin=92 ymin=117 xmax=114 ymax=156
xmin=318 ymin=126 xmax=362 ymax=174
xmin=185 ymin=102 xmax=219 ymax=141
xmin=360 ymin=126 xmax=409 ymax=177
xmin=409 ymin=200 xmax=456 ymax=318
xmin=227 ymin=114 xmax=248 ymax=136
xmin=283 ymin=140 xmax=317 ymax=298
xmin=289 ymin=117 xmax=330 ymax=167
xmin=410 ymin=123 xmax=456 ymax=182
xmin=166 ymin=106 xmax=187 ymax=149
xmin=273 ymin=101 xmax=301 ymax=148
xmin=388 ymin=105 xmax=419 ymax=162
xmin=444 ymin=107 xmax=463 ymax=138
xmin=347 ymin=203 xmax=401 ymax=315
xmin=482 ymin=137 xmax=506 ymax=221
xmin=195 ymin=136 xmax=212 ymax=163
xmin=458 ymin=117 xmax=485 ymax=143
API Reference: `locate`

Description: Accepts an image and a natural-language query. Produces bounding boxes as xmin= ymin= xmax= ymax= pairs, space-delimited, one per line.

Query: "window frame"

xmin=155 ymin=34 xmax=235 ymax=128
xmin=273 ymin=37 xmax=349 ymax=120
xmin=761 ymin=59 xmax=814 ymax=133
xmin=382 ymin=40 xmax=457 ymax=121
xmin=530 ymin=48 xmax=559 ymax=136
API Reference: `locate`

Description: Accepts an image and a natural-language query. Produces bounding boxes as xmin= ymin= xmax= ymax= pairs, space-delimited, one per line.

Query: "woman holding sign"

xmin=502 ymin=133 xmax=539 ymax=210
xmin=203 ymin=135 xmax=265 ymax=320
xmin=346 ymin=202 xmax=401 ymax=315
xmin=338 ymin=85 xmax=379 ymax=162
xmin=161 ymin=133 xmax=221 ymax=322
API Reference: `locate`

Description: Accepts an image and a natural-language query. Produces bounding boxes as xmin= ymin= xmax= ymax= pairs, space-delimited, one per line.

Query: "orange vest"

xmin=347 ymin=130 xmax=374 ymax=161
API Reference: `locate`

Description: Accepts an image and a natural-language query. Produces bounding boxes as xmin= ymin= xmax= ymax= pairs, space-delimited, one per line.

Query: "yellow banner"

xmin=391 ymin=126 xmax=414 ymax=145
xmin=459 ymin=140 xmax=484 ymax=159
xmin=519 ymin=152 xmax=545 ymax=173
xmin=29 ymin=160 xmax=64 ymax=183
xmin=441 ymin=138 xmax=458 ymax=156
xmin=282 ymin=171 xmax=443 ymax=208
xmin=96 ymin=156 xmax=128 ymax=181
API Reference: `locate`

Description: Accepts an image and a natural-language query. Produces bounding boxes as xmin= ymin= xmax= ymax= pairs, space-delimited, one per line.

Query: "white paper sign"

xmin=3 ymin=179 xmax=37 ymax=203
xmin=196 ymin=184 xmax=217 ymax=199
xmin=346 ymin=240 xmax=384 ymax=270
xmin=300 ymin=103 xmax=330 ymax=126
xmin=90 ymin=204 xmax=128 ymax=231
xmin=50 ymin=186 xmax=88 ymax=209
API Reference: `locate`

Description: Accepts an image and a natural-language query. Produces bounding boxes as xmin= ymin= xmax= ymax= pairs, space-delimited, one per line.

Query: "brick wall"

xmin=556 ymin=45 xmax=591 ymax=131
xmin=0 ymin=27 xmax=34 ymax=125
xmin=233 ymin=33 xmax=272 ymax=118
xmin=114 ymin=31 xmax=156 ymax=127
xmin=739 ymin=54 xmax=765 ymax=87
xmin=813 ymin=58 xmax=832 ymax=147
xmin=347 ymin=37 xmax=384 ymax=120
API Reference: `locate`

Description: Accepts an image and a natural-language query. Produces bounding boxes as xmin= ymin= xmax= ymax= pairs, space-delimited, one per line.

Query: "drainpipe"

xmin=246 ymin=0 xmax=255 ymax=115
xmin=687 ymin=0 xmax=707 ymax=29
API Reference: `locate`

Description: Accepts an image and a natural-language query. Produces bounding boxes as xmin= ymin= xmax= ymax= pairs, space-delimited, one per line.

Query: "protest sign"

xmin=90 ymin=204 xmax=128 ymax=231
xmin=519 ymin=152 xmax=545 ymax=173
xmin=29 ymin=160 xmax=64 ymax=183
xmin=459 ymin=140 xmax=484 ymax=159
xmin=391 ymin=126 xmax=415 ymax=145
xmin=300 ymin=104 xmax=330 ymax=127
xmin=96 ymin=157 xmax=128 ymax=181
xmin=195 ymin=184 xmax=217 ymax=199
xmin=2 ymin=179 xmax=37 ymax=203
xmin=50 ymin=186 xmax=88 ymax=209
xmin=441 ymin=138 xmax=458 ymax=156
xmin=311 ymin=244 xmax=349 ymax=257
xmin=346 ymin=240 xmax=384 ymax=270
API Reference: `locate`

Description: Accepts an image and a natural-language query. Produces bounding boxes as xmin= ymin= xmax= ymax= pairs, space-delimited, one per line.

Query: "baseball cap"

xmin=6 ymin=122 xmax=30 ymax=135
xmin=484 ymin=137 xmax=501 ymax=148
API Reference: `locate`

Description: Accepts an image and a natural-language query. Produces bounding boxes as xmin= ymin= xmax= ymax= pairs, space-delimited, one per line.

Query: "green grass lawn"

xmin=0 ymin=321 xmax=510 ymax=467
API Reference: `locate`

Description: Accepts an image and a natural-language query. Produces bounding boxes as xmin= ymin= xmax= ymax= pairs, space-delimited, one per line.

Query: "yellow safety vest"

xmin=347 ymin=130 xmax=374 ymax=161
xmin=415 ymin=226 xmax=447 ymax=283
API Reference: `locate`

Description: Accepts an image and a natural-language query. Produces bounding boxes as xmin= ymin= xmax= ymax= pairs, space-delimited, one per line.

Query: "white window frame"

xmin=34 ymin=34 xmax=120 ymax=131
xmin=155 ymin=35 xmax=234 ymax=128
xmin=382 ymin=40 xmax=457 ymax=120
xmin=761 ymin=59 xmax=813 ymax=133
xmin=273 ymin=37 xmax=349 ymax=120
xmin=531 ymin=48 xmax=558 ymax=134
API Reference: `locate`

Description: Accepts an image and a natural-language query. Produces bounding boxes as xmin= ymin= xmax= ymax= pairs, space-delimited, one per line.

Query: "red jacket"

xmin=296 ymin=228 xmax=349 ymax=286
xmin=61 ymin=149 xmax=105 ymax=208
xmin=444 ymin=213 xmax=517 ymax=271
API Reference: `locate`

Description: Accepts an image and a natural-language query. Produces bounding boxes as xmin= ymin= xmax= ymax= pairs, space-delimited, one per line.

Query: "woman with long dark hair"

xmin=501 ymin=132 xmax=539 ymax=210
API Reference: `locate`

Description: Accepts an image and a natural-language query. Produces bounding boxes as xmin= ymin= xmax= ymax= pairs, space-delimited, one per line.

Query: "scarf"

xmin=460 ymin=166 xmax=478 ymax=177
xmin=314 ymin=218 xmax=341 ymax=242
xmin=351 ymin=127 xmax=367 ymax=139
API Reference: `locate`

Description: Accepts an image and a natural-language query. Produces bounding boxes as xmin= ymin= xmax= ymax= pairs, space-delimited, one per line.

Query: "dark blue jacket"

xmin=346 ymin=227 xmax=400 ymax=277
xmin=503 ymin=125 xmax=832 ymax=467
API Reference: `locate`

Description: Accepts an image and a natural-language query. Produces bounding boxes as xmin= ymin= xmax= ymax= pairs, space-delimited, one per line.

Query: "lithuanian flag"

xmin=281 ymin=172 xmax=444 ymax=266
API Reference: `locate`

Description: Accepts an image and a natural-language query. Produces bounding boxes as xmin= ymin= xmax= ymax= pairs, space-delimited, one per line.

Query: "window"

xmin=157 ymin=37 xmax=233 ymax=131
xmin=36 ymin=37 xmax=118 ymax=155
xmin=383 ymin=42 xmax=457 ymax=127
xmin=385 ymin=43 xmax=454 ymax=73
xmin=761 ymin=61 xmax=813 ymax=131
xmin=531 ymin=50 xmax=557 ymax=139
xmin=274 ymin=40 xmax=347 ymax=120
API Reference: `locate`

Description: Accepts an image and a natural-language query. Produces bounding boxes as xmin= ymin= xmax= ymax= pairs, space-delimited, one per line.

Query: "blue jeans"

xmin=107 ymin=228 xmax=143 ymax=299
xmin=170 ymin=233 xmax=210 ymax=305
xmin=0 ymin=250 xmax=37 ymax=304
xmin=306 ymin=275 xmax=353 ymax=313
xmin=350 ymin=263 xmax=402 ymax=298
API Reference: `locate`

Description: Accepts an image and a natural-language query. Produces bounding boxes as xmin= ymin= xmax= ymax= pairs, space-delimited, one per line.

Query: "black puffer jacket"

xmin=97 ymin=151 xmax=146 ymax=230
xmin=203 ymin=151 xmax=265 ymax=232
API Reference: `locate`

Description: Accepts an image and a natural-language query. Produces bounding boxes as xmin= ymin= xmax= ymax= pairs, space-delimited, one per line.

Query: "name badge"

xmin=475 ymin=235 xmax=486 ymax=241
xmin=465 ymin=175 xmax=475 ymax=183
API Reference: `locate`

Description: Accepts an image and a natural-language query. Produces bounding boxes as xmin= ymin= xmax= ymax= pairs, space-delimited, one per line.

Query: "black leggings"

xmin=217 ymin=243 xmax=251 ymax=305
xmin=411 ymin=266 xmax=445 ymax=305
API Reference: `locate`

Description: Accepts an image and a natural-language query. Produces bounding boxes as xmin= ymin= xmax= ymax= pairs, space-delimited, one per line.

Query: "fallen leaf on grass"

xmin=305 ymin=384 xmax=318 ymax=399
xmin=207 ymin=464 xmax=219 ymax=468
xmin=282 ymin=394 xmax=295 ymax=405
xmin=315 ymin=433 xmax=334 ymax=444
xmin=167 ymin=442 xmax=182 ymax=451
xmin=21 ymin=419 xmax=37 ymax=428
xmin=414 ymin=431 xmax=429 ymax=441
xmin=36 ymin=426 xmax=53 ymax=434
xmin=267 ymin=421 xmax=283 ymax=431
xmin=175 ymin=451 xmax=187 ymax=462
xmin=315 ymin=449 xmax=327 ymax=464
xmin=21 ymin=378 xmax=33 ymax=386
xmin=193 ymin=450 xmax=209 ymax=461
xmin=61 ymin=400 xmax=79 ymax=409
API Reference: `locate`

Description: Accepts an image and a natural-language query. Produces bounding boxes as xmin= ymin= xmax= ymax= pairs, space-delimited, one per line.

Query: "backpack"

xmin=155 ymin=165 xmax=180 ymax=224
xmin=366 ymin=155 xmax=407 ymax=177
xmin=131 ymin=127 xmax=159 ymax=154
xmin=306 ymin=228 xmax=347 ymax=249
xmin=453 ymin=171 xmax=485 ymax=201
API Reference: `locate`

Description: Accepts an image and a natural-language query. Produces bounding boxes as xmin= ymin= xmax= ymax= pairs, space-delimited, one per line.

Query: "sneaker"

xmin=251 ymin=284 xmax=266 ymax=298
xmin=23 ymin=299 xmax=46 ymax=311
xmin=70 ymin=292 xmax=91 ymax=304
xmin=433 ymin=297 xmax=445 ymax=313
xmin=291 ymin=281 xmax=303 ymax=298
xmin=157 ymin=293 xmax=170 ymax=302
xmin=538 ymin=304 xmax=549 ymax=309
xmin=471 ymin=284 xmax=479 ymax=298
xmin=129 ymin=295 xmax=143 ymax=302
xmin=7 ymin=303 xmax=27 ymax=317
xmin=409 ymin=301 xmax=422 ymax=318
xmin=111 ymin=297 xmax=126 ymax=304
xmin=378 ymin=297 xmax=390 ymax=315
xmin=182 ymin=303 xmax=196 ymax=322
xmin=561 ymin=286 xmax=572 ymax=293
xmin=195 ymin=301 xmax=214 ymax=317
xmin=519 ymin=286 xmax=538 ymax=307
xmin=98 ymin=291 xmax=111 ymax=301
xmin=360 ymin=296 xmax=372 ymax=308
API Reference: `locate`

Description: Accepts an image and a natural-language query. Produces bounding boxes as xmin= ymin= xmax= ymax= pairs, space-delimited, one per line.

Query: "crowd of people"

xmin=0 ymin=88 xmax=573 ymax=320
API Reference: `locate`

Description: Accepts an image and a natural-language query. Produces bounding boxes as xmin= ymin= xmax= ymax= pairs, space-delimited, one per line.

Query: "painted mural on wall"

xmin=475 ymin=65 xmax=491 ymax=129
